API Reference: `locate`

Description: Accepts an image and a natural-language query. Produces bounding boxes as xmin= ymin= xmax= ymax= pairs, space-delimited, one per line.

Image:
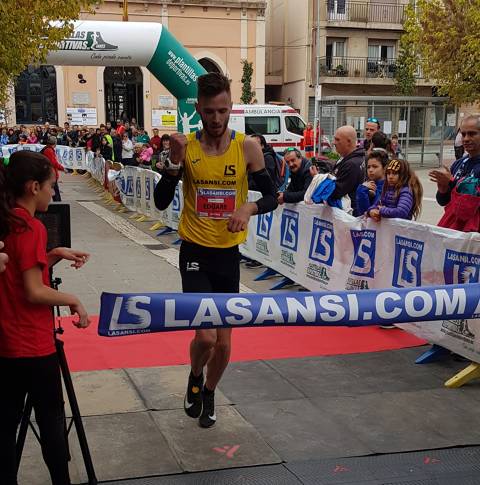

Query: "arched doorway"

xmin=198 ymin=58 xmax=222 ymax=74
xmin=15 ymin=66 xmax=57 ymax=124
xmin=104 ymin=67 xmax=143 ymax=126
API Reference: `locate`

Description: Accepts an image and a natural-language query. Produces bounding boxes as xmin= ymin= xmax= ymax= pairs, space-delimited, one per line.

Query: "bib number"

xmin=195 ymin=188 xmax=236 ymax=219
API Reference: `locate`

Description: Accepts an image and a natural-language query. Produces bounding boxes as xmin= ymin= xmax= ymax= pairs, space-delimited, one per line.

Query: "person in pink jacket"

xmin=139 ymin=143 xmax=153 ymax=169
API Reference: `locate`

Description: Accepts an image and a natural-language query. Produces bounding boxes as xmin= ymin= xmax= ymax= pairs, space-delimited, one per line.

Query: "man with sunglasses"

xmin=363 ymin=117 xmax=381 ymax=151
xmin=277 ymin=147 xmax=313 ymax=205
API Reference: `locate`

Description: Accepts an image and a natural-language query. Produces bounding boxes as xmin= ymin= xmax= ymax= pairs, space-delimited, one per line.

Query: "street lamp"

xmin=313 ymin=0 xmax=321 ymax=158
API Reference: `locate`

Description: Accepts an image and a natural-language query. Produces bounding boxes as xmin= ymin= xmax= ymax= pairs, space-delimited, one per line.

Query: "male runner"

xmin=154 ymin=73 xmax=278 ymax=428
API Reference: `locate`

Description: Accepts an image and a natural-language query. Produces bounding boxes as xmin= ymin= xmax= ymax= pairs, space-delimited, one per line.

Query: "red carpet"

xmin=58 ymin=316 xmax=426 ymax=372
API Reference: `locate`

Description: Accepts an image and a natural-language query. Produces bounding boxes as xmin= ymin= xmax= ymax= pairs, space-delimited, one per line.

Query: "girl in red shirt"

xmin=0 ymin=151 xmax=91 ymax=485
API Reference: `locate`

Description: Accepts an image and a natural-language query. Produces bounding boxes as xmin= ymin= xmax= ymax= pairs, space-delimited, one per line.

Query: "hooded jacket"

xmin=331 ymin=147 xmax=366 ymax=213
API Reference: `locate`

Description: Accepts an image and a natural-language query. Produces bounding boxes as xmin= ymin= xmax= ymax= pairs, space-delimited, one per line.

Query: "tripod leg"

xmin=16 ymin=396 xmax=34 ymax=472
xmin=56 ymin=339 xmax=98 ymax=485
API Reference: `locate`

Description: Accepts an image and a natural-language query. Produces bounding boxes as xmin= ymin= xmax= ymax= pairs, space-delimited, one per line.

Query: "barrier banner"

xmin=117 ymin=165 xmax=137 ymax=210
xmin=241 ymin=203 xmax=480 ymax=292
xmin=87 ymin=155 xmax=105 ymax=184
xmin=1 ymin=144 xmax=43 ymax=157
xmin=1 ymin=144 xmax=88 ymax=170
xmin=98 ymin=283 xmax=480 ymax=337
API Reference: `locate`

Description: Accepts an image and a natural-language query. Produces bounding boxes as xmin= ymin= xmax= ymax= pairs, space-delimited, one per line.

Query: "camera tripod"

xmin=15 ymin=276 xmax=98 ymax=485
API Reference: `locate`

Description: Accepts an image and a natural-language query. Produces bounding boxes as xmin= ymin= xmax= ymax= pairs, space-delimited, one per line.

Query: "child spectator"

xmin=391 ymin=134 xmax=403 ymax=158
xmin=27 ymin=129 xmax=38 ymax=144
xmin=368 ymin=158 xmax=423 ymax=222
xmin=355 ymin=150 xmax=389 ymax=216
xmin=139 ymin=143 xmax=153 ymax=169
xmin=0 ymin=151 xmax=90 ymax=484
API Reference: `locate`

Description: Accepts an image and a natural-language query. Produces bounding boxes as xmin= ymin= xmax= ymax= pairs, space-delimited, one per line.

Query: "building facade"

xmin=7 ymin=0 xmax=267 ymax=133
xmin=265 ymin=0 xmax=438 ymax=117
xmin=265 ymin=0 xmax=463 ymax=165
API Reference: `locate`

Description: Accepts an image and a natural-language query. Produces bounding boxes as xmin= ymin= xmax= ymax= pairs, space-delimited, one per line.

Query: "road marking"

xmin=78 ymin=201 xmax=256 ymax=293
xmin=213 ymin=445 xmax=240 ymax=458
xmin=423 ymin=197 xmax=437 ymax=202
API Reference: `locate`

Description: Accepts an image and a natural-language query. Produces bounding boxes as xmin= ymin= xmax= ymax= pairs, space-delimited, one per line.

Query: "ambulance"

xmin=228 ymin=104 xmax=306 ymax=153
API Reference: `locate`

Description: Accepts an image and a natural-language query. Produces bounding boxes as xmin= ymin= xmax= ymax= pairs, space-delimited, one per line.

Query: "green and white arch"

xmin=47 ymin=21 xmax=207 ymax=133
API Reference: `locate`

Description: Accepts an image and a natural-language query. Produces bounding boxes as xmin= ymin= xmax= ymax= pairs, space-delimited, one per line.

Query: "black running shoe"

xmin=199 ymin=389 xmax=216 ymax=428
xmin=184 ymin=372 xmax=203 ymax=419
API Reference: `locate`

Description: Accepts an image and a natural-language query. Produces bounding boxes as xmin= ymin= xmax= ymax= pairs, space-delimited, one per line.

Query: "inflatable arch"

xmin=47 ymin=21 xmax=207 ymax=132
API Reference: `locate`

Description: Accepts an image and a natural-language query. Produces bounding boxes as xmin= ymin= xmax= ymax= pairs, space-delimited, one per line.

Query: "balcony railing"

xmin=318 ymin=57 xmax=425 ymax=80
xmin=327 ymin=1 xmax=406 ymax=24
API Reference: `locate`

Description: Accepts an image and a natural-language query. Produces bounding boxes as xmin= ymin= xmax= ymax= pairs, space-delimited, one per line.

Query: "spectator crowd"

xmin=0 ymin=120 xmax=171 ymax=173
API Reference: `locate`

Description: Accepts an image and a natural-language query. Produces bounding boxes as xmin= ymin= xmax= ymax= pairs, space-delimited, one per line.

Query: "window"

xmin=285 ymin=116 xmax=306 ymax=136
xmin=326 ymin=39 xmax=346 ymax=70
xmin=15 ymin=66 xmax=57 ymax=124
xmin=368 ymin=43 xmax=395 ymax=60
xmin=367 ymin=42 xmax=396 ymax=77
xmin=327 ymin=0 xmax=346 ymax=16
xmin=245 ymin=116 xmax=280 ymax=135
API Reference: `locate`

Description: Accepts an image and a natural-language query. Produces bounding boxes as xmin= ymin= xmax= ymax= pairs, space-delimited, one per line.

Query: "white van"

xmin=228 ymin=104 xmax=306 ymax=153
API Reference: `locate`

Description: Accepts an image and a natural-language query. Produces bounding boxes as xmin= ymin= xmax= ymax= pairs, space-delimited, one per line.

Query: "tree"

xmin=394 ymin=35 xmax=417 ymax=96
xmin=240 ymin=60 xmax=256 ymax=104
xmin=403 ymin=0 xmax=480 ymax=104
xmin=0 ymin=1 xmax=96 ymax=114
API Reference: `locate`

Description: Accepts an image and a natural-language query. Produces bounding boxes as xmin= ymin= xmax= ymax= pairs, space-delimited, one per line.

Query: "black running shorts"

xmin=179 ymin=241 xmax=240 ymax=294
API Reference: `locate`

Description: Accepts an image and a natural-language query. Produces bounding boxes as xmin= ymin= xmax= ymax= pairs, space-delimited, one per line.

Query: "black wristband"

xmin=161 ymin=168 xmax=182 ymax=183
xmin=255 ymin=196 xmax=278 ymax=215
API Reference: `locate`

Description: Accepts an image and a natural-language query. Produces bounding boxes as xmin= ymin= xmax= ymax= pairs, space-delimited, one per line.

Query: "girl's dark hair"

xmin=161 ymin=133 xmax=170 ymax=144
xmin=197 ymin=72 xmax=231 ymax=99
xmin=382 ymin=158 xmax=423 ymax=220
xmin=0 ymin=151 xmax=53 ymax=239
xmin=367 ymin=150 xmax=389 ymax=167
xmin=371 ymin=131 xmax=388 ymax=149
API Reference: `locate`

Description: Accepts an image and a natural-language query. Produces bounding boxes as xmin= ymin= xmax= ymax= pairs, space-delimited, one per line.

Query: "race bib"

xmin=195 ymin=188 xmax=236 ymax=219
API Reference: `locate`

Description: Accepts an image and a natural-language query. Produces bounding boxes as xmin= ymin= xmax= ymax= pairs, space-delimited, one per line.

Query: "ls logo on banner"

xmin=257 ymin=212 xmax=273 ymax=240
xmin=172 ymin=186 xmax=181 ymax=212
xmin=280 ymin=209 xmax=299 ymax=251
xmin=350 ymin=230 xmax=376 ymax=278
xmin=444 ymin=249 xmax=480 ymax=284
xmin=126 ymin=176 xmax=134 ymax=197
xmin=145 ymin=178 xmax=151 ymax=201
xmin=118 ymin=174 xmax=126 ymax=195
xmin=135 ymin=177 xmax=142 ymax=199
xmin=309 ymin=217 xmax=334 ymax=266
xmin=392 ymin=236 xmax=424 ymax=287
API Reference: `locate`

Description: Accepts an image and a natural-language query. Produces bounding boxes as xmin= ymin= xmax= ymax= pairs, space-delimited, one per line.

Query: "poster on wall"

xmin=152 ymin=109 xmax=177 ymax=128
xmin=66 ymin=107 xmax=97 ymax=126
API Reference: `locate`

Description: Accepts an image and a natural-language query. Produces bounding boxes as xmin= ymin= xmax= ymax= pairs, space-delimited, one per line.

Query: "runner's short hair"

xmin=197 ymin=73 xmax=231 ymax=99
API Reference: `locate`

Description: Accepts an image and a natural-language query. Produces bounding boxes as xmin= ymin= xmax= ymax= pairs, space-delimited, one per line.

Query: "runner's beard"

xmin=200 ymin=114 xmax=229 ymax=139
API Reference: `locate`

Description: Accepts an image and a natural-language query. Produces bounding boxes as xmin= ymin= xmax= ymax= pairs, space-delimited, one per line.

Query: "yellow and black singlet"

xmin=179 ymin=130 xmax=248 ymax=248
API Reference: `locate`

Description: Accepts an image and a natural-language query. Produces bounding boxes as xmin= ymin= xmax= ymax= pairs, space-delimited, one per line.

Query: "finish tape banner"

xmin=98 ymin=283 xmax=480 ymax=336
xmin=1 ymin=144 xmax=88 ymax=170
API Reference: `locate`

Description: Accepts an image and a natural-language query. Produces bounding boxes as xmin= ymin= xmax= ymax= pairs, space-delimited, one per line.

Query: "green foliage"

xmin=240 ymin=59 xmax=256 ymax=104
xmin=394 ymin=34 xmax=417 ymax=96
xmin=0 ymin=0 xmax=97 ymax=114
xmin=403 ymin=0 xmax=480 ymax=104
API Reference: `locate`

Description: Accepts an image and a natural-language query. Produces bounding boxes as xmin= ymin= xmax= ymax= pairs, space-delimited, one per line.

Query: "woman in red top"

xmin=0 ymin=151 xmax=91 ymax=485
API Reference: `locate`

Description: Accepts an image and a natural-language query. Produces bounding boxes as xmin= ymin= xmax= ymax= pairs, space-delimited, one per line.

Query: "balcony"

xmin=327 ymin=1 xmax=406 ymax=27
xmin=318 ymin=57 xmax=425 ymax=82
